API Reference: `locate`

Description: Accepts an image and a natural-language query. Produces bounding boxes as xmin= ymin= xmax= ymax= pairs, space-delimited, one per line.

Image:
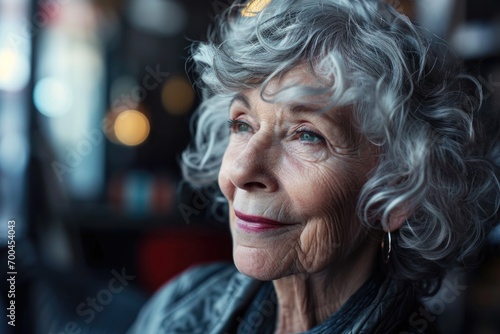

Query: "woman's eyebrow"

xmin=229 ymin=93 xmax=251 ymax=109
xmin=288 ymin=103 xmax=322 ymax=114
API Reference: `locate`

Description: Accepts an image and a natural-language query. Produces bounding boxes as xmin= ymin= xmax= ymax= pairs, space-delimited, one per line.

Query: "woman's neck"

xmin=272 ymin=241 xmax=378 ymax=334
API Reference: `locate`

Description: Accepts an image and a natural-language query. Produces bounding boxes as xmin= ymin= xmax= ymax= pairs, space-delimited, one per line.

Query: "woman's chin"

xmin=233 ymin=245 xmax=285 ymax=281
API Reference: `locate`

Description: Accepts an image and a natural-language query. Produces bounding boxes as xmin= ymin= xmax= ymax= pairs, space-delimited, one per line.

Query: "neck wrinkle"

xmin=272 ymin=240 xmax=378 ymax=334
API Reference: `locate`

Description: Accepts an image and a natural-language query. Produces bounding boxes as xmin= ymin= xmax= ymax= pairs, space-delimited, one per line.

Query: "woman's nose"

xmin=228 ymin=136 xmax=279 ymax=193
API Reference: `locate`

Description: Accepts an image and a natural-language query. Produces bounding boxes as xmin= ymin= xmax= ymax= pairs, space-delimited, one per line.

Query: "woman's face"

xmin=218 ymin=66 xmax=378 ymax=280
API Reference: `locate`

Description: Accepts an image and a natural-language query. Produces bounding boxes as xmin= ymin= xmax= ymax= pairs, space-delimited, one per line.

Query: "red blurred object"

xmin=138 ymin=227 xmax=233 ymax=293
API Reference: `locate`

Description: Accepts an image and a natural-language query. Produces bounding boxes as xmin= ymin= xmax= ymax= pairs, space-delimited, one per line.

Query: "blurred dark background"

xmin=0 ymin=0 xmax=499 ymax=333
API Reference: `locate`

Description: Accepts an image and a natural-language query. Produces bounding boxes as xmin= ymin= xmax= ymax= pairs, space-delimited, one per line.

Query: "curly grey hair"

xmin=182 ymin=0 xmax=500 ymax=294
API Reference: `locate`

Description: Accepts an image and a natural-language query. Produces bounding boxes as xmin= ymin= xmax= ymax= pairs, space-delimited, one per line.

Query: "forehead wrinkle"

xmin=229 ymin=91 xmax=286 ymax=129
xmin=288 ymin=103 xmax=352 ymax=134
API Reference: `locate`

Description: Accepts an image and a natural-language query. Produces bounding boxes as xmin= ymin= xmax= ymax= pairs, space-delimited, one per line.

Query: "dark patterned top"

xmin=127 ymin=263 xmax=439 ymax=334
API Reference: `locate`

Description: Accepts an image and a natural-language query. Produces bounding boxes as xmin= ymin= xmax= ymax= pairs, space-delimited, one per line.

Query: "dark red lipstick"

xmin=234 ymin=211 xmax=288 ymax=232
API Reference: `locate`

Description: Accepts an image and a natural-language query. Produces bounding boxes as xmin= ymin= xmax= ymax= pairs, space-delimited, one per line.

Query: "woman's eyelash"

xmin=297 ymin=128 xmax=324 ymax=138
xmin=227 ymin=119 xmax=252 ymax=133
xmin=295 ymin=127 xmax=325 ymax=142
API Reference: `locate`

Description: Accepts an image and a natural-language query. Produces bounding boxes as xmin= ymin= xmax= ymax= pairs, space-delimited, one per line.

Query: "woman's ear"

xmin=387 ymin=205 xmax=410 ymax=232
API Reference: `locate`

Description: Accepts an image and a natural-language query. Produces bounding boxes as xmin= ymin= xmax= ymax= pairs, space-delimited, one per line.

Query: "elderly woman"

xmin=129 ymin=0 xmax=500 ymax=333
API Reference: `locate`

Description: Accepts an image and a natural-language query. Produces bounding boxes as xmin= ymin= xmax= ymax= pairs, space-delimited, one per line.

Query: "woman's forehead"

xmin=265 ymin=64 xmax=326 ymax=93
xmin=230 ymin=65 xmax=334 ymax=111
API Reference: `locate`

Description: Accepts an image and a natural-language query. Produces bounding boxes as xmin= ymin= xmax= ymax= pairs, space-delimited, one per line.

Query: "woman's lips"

xmin=234 ymin=211 xmax=289 ymax=232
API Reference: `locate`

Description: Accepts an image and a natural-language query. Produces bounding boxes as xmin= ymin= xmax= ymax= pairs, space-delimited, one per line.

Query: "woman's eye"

xmin=228 ymin=119 xmax=252 ymax=133
xmin=298 ymin=131 xmax=324 ymax=144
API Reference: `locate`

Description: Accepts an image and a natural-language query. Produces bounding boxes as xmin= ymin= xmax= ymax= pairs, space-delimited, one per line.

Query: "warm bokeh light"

xmin=34 ymin=77 xmax=73 ymax=117
xmin=161 ymin=75 xmax=195 ymax=116
xmin=113 ymin=110 xmax=150 ymax=146
xmin=242 ymin=0 xmax=272 ymax=17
